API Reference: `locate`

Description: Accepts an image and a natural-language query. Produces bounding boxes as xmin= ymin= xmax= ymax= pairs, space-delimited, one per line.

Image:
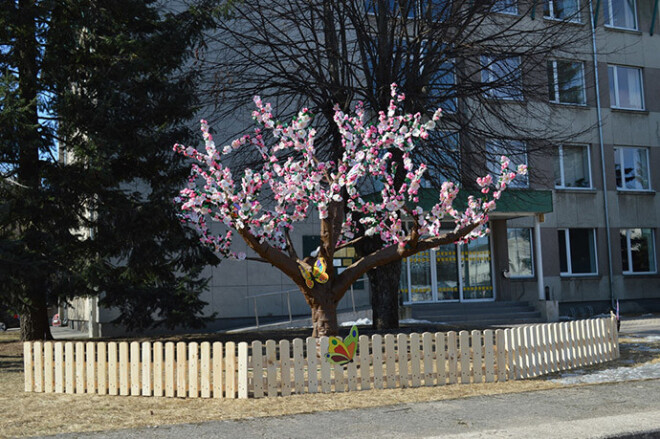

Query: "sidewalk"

xmin=39 ymin=379 xmax=660 ymax=439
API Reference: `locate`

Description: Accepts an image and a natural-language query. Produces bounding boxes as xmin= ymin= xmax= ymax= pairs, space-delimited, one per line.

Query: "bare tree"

xmin=195 ymin=0 xmax=594 ymax=329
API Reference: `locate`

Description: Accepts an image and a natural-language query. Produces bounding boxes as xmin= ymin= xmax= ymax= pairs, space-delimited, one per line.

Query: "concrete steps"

xmin=410 ymin=301 xmax=543 ymax=326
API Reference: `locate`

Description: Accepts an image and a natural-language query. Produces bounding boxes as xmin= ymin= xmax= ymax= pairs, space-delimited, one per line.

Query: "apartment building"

xmin=400 ymin=0 xmax=660 ymax=319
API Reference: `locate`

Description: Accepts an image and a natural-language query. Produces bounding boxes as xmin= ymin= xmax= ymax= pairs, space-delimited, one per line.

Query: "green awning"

xmin=417 ymin=188 xmax=553 ymax=216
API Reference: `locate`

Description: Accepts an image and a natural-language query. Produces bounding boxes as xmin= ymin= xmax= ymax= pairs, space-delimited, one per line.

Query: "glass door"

xmin=408 ymin=250 xmax=433 ymax=302
xmin=460 ymin=236 xmax=494 ymax=300
xmin=435 ymin=244 xmax=460 ymax=301
xmin=400 ymin=236 xmax=494 ymax=303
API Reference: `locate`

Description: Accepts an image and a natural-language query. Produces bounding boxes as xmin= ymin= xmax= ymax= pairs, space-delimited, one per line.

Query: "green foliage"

xmin=0 ymin=0 xmax=219 ymax=335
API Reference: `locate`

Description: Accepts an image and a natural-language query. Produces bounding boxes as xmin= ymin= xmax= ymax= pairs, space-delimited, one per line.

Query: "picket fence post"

xmin=306 ymin=337 xmax=319 ymax=394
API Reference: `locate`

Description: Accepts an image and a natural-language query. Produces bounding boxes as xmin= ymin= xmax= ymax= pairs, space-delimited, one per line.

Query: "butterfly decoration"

xmin=298 ymin=257 xmax=329 ymax=288
xmin=325 ymin=325 xmax=358 ymax=366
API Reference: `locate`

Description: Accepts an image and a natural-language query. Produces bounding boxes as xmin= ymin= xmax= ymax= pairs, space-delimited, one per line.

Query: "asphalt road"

xmin=37 ymin=379 xmax=660 ymax=439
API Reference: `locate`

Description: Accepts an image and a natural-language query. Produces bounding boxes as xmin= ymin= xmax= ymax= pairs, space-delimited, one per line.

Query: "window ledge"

xmin=484 ymin=96 xmax=525 ymax=104
xmin=493 ymin=10 xmax=519 ymax=16
xmin=549 ymin=101 xmax=589 ymax=109
xmin=555 ymin=188 xmax=597 ymax=193
xmin=560 ymin=274 xmax=600 ymax=279
xmin=622 ymin=272 xmax=659 ymax=277
xmin=510 ymin=276 xmax=535 ymax=281
xmin=616 ymin=189 xmax=655 ymax=195
xmin=610 ymin=107 xmax=648 ymax=115
xmin=603 ymin=25 xmax=642 ymax=35
xmin=544 ymin=17 xmax=584 ymax=26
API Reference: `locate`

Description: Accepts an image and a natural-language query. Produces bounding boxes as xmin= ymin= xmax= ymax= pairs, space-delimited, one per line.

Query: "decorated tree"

xmin=175 ymin=86 xmax=526 ymax=337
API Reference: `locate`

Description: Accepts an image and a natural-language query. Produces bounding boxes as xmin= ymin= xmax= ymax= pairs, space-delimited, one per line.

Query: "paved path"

xmin=39 ymin=379 xmax=660 ymax=439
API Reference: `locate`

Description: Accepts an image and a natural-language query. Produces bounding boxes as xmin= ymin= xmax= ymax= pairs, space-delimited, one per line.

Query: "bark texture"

xmin=308 ymin=285 xmax=339 ymax=337
xmin=20 ymin=295 xmax=53 ymax=341
xmin=367 ymin=259 xmax=401 ymax=331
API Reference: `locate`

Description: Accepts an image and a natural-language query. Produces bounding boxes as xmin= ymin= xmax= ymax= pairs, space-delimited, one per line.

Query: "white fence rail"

xmin=24 ymin=317 xmax=619 ymax=399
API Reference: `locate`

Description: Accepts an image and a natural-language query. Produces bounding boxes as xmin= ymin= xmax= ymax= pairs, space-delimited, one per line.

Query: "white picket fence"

xmin=24 ymin=316 xmax=619 ymax=399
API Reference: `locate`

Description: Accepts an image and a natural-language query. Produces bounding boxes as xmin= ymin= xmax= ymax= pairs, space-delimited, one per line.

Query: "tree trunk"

xmin=310 ymin=291 xmax=339 ymax=338
xmin=367 ymin=260 xmax=401 ymax=331
xmin=356 ymin=235 xmax=402 ymax=331
xmin=16 ymin=0 xmax=52 ymax=343
xmin=20 ymin=291 xmax=53 ymax=341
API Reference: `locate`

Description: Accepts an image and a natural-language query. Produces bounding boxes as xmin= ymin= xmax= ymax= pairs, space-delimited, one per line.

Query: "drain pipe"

xmin=588 ymin=0 xmax=615 ymax=308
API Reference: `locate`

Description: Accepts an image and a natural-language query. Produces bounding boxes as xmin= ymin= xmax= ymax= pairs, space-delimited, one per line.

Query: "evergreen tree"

xmin=0 ymin=0 xmax=218 ymax=341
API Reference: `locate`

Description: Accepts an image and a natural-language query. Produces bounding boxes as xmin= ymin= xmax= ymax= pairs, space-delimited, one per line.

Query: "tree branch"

xmin=284 ymin=228 xmax=299 ymax=260
xmin=334 ymin=235 xmax=365 ymax=252
xmin=236 ymin=227 xmax=304 ymax=288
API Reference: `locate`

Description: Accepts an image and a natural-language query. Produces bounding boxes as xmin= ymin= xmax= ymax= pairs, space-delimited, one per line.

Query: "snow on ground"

xmin=551 ymin=361 xmax=660 ymax=385
xmin=340 ymin=318 xmax=372 ymax=327
xmin=551 ymin=335 xmax=660 ymax=385
xmin=400 ymin=318 xmax=447 ymax=325
xmin=341 ymin=318 xmax=449 ymax=326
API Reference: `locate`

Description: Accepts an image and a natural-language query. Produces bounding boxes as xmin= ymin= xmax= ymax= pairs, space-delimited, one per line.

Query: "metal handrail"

xmin=245 ymin=277 xmax=367 ymax=328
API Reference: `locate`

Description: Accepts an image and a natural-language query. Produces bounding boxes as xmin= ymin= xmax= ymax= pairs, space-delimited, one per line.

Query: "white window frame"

xmin=614 ymin=146 xmax=651 ymax=191
xmin=548 ymin=60 xmax=587 ymax=106
xmin=603 ymin=0 xmax=638 ymax=30
xmin=486 ymin=139 xmax=528 ymax=188
xmin=555 ymin=144 xmax=593 ymax=190
xmin=492 ymin=0 xmax=518 ymax=15
xmin=481 ymin=55 xmax=523 ymax=101
xmin=559 ymin=228 xmax=599 ymax=276
xmin=608 ymin=65 xmax=645 ymax=111
xmin=621 ymin=228 xmax=657 ymax=275
xmin=507 ymin=228 xmax=534 ymax=278
xmin=544 ymin=0 xmax=582 ymax=22
xmin=421 ymin=44 xmax=458 ymax=114
xmin=421 ymin=130 xmax=460 ymax=187
xmin=366 ymin=0 xmax=418 ymax=17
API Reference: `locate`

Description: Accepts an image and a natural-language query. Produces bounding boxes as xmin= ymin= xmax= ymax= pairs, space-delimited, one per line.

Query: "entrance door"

xmin=407 ymin=250 xmax=433 ymax=302
xmin=401 ymin=237 xmax=494 ymax=303
xmin=460 ymin=236 xmax=494 ymax=301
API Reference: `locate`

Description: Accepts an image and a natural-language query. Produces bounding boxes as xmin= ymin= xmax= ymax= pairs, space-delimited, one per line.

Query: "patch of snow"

xmin=551 ymin=361 xmax=660 ymax=385
xmin=341 ymin=318 xmax=372 ymax=327
xmin=624 ymin=335 xmax=660 ymax=343
xmin=400 ymin=318 xmax=447 ymax=325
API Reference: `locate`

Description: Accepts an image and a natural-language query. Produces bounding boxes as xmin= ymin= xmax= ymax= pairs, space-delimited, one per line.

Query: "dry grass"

xmin=2 ymin=330 xmax=659 ymax=439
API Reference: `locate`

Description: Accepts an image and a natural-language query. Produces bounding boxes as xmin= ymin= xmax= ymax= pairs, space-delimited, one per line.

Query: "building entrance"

xmin=400 ymin=236 xmax=494 ymax=304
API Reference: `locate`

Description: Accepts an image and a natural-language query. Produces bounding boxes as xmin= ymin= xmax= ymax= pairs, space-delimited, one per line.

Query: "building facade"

xmin=399 ymin=0 xmax=660 ymax=318
xmin=66 ymin=0 xmax=660 ymax=336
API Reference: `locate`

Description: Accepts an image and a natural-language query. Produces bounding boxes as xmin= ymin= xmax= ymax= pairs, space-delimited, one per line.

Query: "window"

xmin=544 ymin=0 xmax=581 ymax=21
xmin=422 ymin=131 xmax=460 ymax=186
xmin=365 ymin=0 xmax=416 ymax=17
xmin=620 ymin=228 xmax=656 ymax=274
xmin=554 ymin=145 xmax=591 ymax=189
xmin=548 ymin=60 xmax=586 ymax=105
xmin=608 ymin=65 xmax=644 ymax=110
xmin=492 ymin=0 xmax=518 ymax=14
xmin=507 ymin=228 xmax=534 ymax=277
xmin=365 ymin=0 xmax=450 ymax=19
xmin=486 ymin=139 xmax=528 ymax=188
xmin=481 ymin=55 xmax=523 ymax=100
xmin=558 ymin=229 xmax=597 ymax=275
xmin=427 ymin=59 xmax=457 ymax=113
xmin=604 ymin=0 xmax=637 ymax=30
xmin=614 ymin=147 xmax=650 ymax=190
